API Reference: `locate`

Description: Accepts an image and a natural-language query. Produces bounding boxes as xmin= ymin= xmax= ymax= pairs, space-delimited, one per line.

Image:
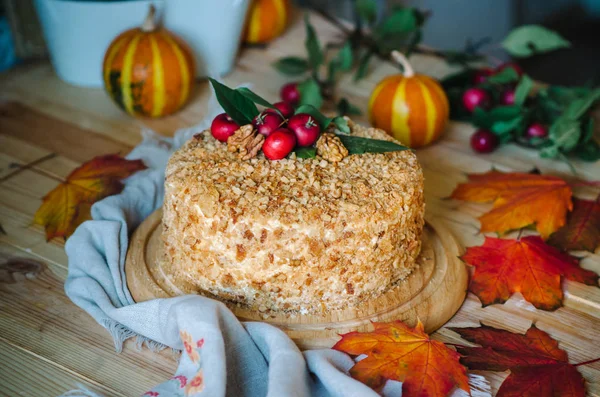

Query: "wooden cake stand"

xmin=125 ymin=210 xmax=468 ymax=349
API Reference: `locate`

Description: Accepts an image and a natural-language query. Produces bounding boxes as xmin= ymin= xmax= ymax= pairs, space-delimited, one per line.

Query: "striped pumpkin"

xmin=243 ymin=0 xmax=290 ymax=44
xmin=103 ymin=6 xmax=194 ymax=118
xmin=369 ymin=52 xmax=449 ymax=148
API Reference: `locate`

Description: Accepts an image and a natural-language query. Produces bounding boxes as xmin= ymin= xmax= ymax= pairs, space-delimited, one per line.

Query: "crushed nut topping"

xmin=163 ymin=120 xmax=424 ymax=314
xmin=227 ymin=124 xmax=265 ymax=160
xmin=316 ymin=132 xmax=349 ymax=163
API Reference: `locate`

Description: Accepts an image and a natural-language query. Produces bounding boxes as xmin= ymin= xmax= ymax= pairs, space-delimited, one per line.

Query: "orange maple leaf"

xmin=333 ymin=320 xmax=470 ymax=397
xmin=34 ymin=154 xmax=146 ymax=241
xmin=548 ymin=196 xmax=600 ymax=252
xmin=452 ymin=324 xmax=590 ymax=397
xmin=450 ymin=171 xmax=572 ymax=239
xmin=462 ymin=236 xmax=599 ymax=310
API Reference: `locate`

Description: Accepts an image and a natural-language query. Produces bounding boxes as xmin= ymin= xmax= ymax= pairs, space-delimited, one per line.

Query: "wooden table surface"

xmin=1 ymin=12 xmax=599 ymax=397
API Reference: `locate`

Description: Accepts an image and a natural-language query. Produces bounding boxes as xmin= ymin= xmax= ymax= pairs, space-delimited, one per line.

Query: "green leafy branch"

xmin=442 ymin=69 xmax=600 ymax=164
xmin=273 ymin=3 xmax=430 ymax=113
xmin=273 ymin=0 xmax=573 ymax=116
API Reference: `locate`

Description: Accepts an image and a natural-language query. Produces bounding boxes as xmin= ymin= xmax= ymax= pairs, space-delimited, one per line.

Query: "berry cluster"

xmin=210 ymin=85 xmax=322 ymax=160
xmin=462 ymin=63 xmax=548 ymax=154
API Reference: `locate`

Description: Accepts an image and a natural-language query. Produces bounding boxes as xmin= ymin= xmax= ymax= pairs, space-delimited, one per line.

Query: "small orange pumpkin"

xmin=369 ymin=51 xmax=449 ymax=148
xmin=243 ymin=0 xmax=290 ymax=44
xmin=103 ymin=5 xmax=195 ymax=118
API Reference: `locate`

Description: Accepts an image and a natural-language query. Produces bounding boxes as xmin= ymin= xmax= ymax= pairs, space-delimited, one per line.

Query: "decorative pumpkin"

xmin=103 ymin=5 xmax=195 ymax=118
xmin=243 ymin=0 xmax=290 ymax=44
xmin=369 ymin=51 xmax=449 ymax=148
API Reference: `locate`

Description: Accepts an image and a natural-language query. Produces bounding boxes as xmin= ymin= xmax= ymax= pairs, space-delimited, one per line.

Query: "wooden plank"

xmin=0 ymin=266 xmax=178 ymax=396
xmin=0 ymin=101 xmax=133 ymax=163
xmin=0 ymin=339 xmax=120 ymax=397
xmin=1 ymin=240 xmax=67 ymax=282
xmin=0 ymin=134 xmax=80 ymax=180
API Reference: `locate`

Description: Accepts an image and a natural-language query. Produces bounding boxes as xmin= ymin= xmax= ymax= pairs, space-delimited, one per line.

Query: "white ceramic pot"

xmin=34 ymin=0 xmax=250 ymax=87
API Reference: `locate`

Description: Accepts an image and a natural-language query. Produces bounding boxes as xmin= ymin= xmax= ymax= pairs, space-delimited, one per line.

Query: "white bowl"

xmin=35 ymin=0 xmax=250 ymax=87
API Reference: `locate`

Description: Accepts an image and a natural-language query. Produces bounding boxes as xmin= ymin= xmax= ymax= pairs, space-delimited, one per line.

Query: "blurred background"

xmin=1 ymin=0 xmax=599 ymax=85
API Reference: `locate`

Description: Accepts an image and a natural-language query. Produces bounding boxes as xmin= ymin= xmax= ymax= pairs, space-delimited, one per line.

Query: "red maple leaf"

xmin=548 ymin=196 xmax=600 ymax=252
xmin=451 ymin=324 xmax=591 ymax=397
xmin=461 ymin=236 xmax=598 ymax=310
xmin=450 ymin=171 xmax=572 ymax=239
xmin=333 ymin=320 xmax=470 ymax=397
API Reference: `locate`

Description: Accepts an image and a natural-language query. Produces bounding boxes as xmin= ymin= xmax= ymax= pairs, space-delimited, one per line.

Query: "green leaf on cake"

xmin=502 ymin=25 xmax=571 ymax=57
xmin=209 ymin=78 xmax=259 ymax=125
xmin=304 ymin=15 xmax=323 ymax=69
xmin=298 ymin=78 xmax=324 ymax=109
xmin=294 ymin=147 xmax=317 ymax=159
xmin=295 ymin=104 xmax=331 ymax=128
xmin=272 ymin=57 xmax=310 ymax=76
xmin=337 ymin=135 xmax=410 ymax=154
xmin=236 ymin=87 xmax=276 ymax=109
xmin=514 ymin=75 xmax=533 ymax=106
xmin=293 ymin=105 xmax=350 ymax=133
xmin=331 ymin=116 xmax=351 ymax=134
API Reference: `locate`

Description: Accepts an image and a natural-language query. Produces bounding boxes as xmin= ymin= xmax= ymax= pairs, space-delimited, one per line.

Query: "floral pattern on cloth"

xmin=141 ymin=331 xmax=205 ymax=396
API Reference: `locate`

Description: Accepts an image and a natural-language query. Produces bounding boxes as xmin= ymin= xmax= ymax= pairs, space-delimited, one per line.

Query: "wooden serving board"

xmin=125 ymin=209 xmax=468 ymax=349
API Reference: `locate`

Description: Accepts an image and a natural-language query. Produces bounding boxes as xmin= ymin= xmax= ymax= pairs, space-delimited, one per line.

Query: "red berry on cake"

xmin=280 ymin=82 xmax=300 ymax=106
xmin=263 ymin=128 xmax=297 ymax=160
xmin=288 ymin=113 xmax=321 ymax=147
xmin=211 ymin=113 xmax=239 ymax=142
xmin=253 ymin=111 xmax=284 ymax=137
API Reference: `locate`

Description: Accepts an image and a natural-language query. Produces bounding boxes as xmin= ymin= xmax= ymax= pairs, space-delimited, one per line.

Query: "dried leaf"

xmin=450 ymin=171 xmax=572 ymax=239
xmin=549 ymin=197 xmax=600 ymax=252
xmin=452 ymin=324 xmax=587 ymax=397
xmin=34 ymin=154 xmax=146 ymax=241
xmin=333 ymin=320 xmax=470 ymax=396
xmin=462 ymin=236 xmax=599 ymax=310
